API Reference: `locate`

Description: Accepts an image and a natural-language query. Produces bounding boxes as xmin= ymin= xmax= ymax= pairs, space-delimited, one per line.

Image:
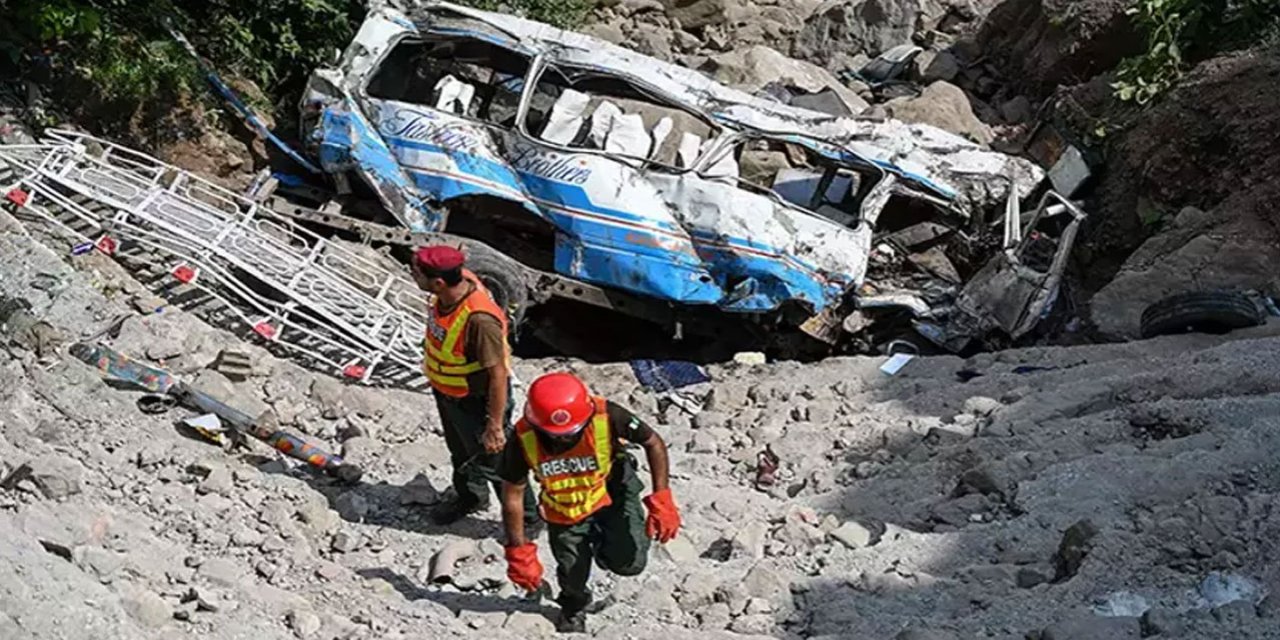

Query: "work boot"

xmin=430 ymin=496 xmax=484 ymax=525
xmin=556 ymin=609 xmax=586 ymax=633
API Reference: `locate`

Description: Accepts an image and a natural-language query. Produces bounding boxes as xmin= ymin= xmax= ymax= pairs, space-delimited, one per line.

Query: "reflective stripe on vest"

xmin=517 ymin=397 xmax=613 ymax=525
xmin=422 ymin=270 xmax=508 ymax=397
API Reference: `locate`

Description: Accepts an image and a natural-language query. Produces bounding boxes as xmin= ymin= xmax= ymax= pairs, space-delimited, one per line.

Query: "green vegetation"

xmin=1 ymin=0 xmax=364 ymax=109
xmin=0 ymin=0 xmax=592 ymax=132
xmin=1114 ymin=0 xmax=1280 ymax=104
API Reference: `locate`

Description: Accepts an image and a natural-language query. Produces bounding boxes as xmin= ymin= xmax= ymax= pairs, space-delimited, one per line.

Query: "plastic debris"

xmin=1197 ymin=572 xmax=1263 ymax=608
xmin=252 ymin=322 xmax=277 ymax=340
xmin=183 ymin=413 xmax=230 ymax=448
xmin=755 ymin=446 xmax=781 ymax=489
xmin=172 ymin=264 xmax=198 ymax=284
xmin=879 ymin=353 xmax=915 ymax=376
xmin=1093 ymin=590 xmax=1151 ymax=617
xmin=629 ymin=360 xmax=711 ymax=393
xmin=69 ymin=342 xmax=361 ymax=482
xmin=5 ymin=188 xmax=28 ymax=207
xmin=94 ymin=235 xmax=117 ymax=255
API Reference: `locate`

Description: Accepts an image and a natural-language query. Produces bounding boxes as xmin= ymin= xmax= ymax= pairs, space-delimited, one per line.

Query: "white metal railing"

xmin=1 ymin=131 xmax=427 ymax=384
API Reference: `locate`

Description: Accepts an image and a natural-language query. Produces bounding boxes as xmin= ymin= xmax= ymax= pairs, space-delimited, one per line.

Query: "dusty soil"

xmin=2 ymin=201 xmax=1280 ymax=640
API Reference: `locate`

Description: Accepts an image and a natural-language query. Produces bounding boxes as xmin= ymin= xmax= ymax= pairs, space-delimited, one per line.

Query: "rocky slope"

xmin=3 ymin=197 xmax=1280 ymax=639
xmin=3 ymin=2 xmax=1280 ymax=637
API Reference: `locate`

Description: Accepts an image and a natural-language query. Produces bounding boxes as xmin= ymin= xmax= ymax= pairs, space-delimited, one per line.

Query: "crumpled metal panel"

xmin=310 ymin=99 xmax=439 ymax=232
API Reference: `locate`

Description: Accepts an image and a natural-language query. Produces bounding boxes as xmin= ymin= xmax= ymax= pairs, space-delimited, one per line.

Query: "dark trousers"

xmin=547 ymin=453 xmax=651 ymax=615
xmin=433 ymin=389 xmax=538 ymax=520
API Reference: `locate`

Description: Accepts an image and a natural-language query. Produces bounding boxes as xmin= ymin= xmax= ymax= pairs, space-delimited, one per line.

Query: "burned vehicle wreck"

xmin=294 ymin=1 xmax=1082 ymax=357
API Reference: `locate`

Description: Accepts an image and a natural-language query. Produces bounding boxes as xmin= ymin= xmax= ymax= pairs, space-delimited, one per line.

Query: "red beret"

xmin=413 ymin=245 xmax=465 ymax=272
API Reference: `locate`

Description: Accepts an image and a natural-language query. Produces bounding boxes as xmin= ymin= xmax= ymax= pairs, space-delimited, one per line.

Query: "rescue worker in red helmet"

xmin=498 ymin=372 xmax=681 ymax=633
xmin=411 ymin=245 xmax=539 ymax=531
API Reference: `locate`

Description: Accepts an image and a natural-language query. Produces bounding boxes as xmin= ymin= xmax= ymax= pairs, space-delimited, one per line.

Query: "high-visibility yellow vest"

xmin=516 ymin=397 xmax=613 ymax=525
xmin=422 ymin=269 xmax=509 ymax=397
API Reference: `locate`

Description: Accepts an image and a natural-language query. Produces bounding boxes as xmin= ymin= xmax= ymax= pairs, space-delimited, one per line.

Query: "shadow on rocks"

xmin=355 ymin=566 xmax=558 ymax=620
xmin=255 ymin=457 xmax=502 ymax=541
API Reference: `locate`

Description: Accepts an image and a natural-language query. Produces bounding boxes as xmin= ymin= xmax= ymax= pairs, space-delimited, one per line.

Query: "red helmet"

xmin=524 ymin=372 xmax=593 ymax=436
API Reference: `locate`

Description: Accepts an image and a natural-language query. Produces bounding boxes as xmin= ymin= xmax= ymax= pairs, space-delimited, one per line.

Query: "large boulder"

xmin=883 ymin=81 xmax=993 ymax=144
xmin=702 ymin=45 xmax=870 ymax=114
xmin=661 ymin=0 xmax=729 ymax=30
xmin=977 ymin=0 xmax=1141 ymax=96
xmin=791 ymin=0 xmax=948 ymax=69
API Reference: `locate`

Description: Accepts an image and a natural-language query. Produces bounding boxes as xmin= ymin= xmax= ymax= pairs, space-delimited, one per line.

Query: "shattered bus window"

xmin=728 ymin=138 xmax=871 ymax=229
xmin=524 ymin=66 xmax=716 ymax=168
xmin=366 ymin=37 xmax=531 ymax=127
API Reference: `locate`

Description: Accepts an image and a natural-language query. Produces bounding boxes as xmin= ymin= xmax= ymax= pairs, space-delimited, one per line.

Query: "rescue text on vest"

xmin=538 ymin=456 xmax=600 ymax=478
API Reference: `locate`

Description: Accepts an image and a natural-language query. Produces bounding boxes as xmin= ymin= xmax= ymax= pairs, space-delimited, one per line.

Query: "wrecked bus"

xmin=294 ymin=1 xmax=1081 ymax=356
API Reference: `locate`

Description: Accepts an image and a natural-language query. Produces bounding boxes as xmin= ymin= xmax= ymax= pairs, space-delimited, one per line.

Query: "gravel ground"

xmin=2 ymin=206 xmax=1279 ymax=640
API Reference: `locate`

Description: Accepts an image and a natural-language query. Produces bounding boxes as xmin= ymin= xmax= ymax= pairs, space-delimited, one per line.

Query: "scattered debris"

xmin=213 ymin=349 xmax=254 ymax=382
xmin=754 ymin=446 xmax=780 ymax=489
xmin=629 ymin=360 xmax=711 ymax=392
xmin=1139 ymin=291 xmax=1266 ymax=339
xmin=68 ymin=342 xmax=361 ymax=482
xmin=427 ymin=540 xmax=478 ymax=584
xmin=1024 ymin=123 xmax=1094 ymax=198
xmin=879 ymin=353 xmax=915 ymax=376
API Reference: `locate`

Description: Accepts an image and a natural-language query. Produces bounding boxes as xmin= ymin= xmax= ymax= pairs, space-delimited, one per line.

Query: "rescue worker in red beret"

xmin=410 ymin=245 xmax=539 ymax=531
xmin=498 ymin=372 xmax=681 ymax=632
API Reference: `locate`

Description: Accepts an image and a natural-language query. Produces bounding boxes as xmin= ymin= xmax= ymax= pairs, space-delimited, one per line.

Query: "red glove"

xmin=643 ymin=488 xmax=682 ymax=543
xmin=504 ymin=543 xmax=543 ymax=592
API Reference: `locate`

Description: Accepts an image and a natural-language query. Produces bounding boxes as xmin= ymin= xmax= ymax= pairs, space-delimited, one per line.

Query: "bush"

xmin=1114 ymin=0 xmax=1280 ymax=104
xmin=0 ymin=0 xmax=363 ymax=125
xmin=0 ymin=0 xmax=595 ymax=130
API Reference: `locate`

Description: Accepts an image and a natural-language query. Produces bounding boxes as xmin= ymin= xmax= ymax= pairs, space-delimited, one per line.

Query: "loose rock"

xmin=728 ymin=613 xmax=773 ymax=635
xmin=696 ymin=602 xmax=732 ymax=629
xmin=334 ymin=492 xmax=370 ymax=522
xmin=197 ymin=558 xmax=244 ymax=588
xmin=885 ymin=81 xmax=994 ymax=145
xmin=829 ymin=521 xmax=873 ymax=549
xmin=1140 ymin=606 xmax=1184 ymax=636
xmin=913 ymin=50 xmax=960 ymax=83
xmin=1053 ymin=520 xmax=1099 ymax=582
xmin=288 ymin=608 xmax=322 ymax=638
xmin=122 ymin=589 xmax=170 ymax=629
xmin=503 ymin=611 xmax=556 ymax=636
xmin=895 ymin=630 xmax=960 ymax=640
xmin=1015 ymin=567 xmax=1049 ymax=589
xmin=1041 ymin=615 xmax=1141 ymax=640
xmin=22 ymin=455 xmax=85 ymax=500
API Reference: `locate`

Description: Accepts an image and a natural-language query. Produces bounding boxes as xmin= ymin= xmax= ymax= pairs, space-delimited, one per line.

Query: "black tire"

xmin=464 ymin=248 xmax=531 ymax=331
xmin=1139 ymin=291 xmax=1263 ymax=339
